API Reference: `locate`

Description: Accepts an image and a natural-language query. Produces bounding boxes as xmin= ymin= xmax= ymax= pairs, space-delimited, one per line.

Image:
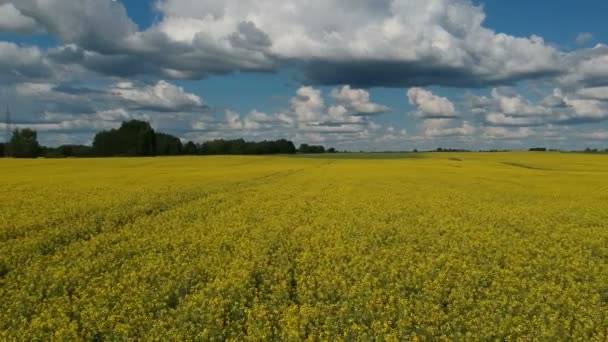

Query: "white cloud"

xmin=154 ymin=0 xmax=559 ymax=74
xmin=288 ymin=85 xmax=386 ymax=128
xmin=0 ymin=3 xmax=40 ymax=33
xmin=186 ymin=85 xmax=398 ymax=147
xmin=407 ymin=88 xmax=456 ymax=118
xmin=15 ymin=82 xmax=55 ymax=96
xmin=466 ymin=86 xmax=608 ymax=127
xmin=576 ymin=86 xmax=608 ymax=100
xmin=578 ymin=131 xmax=608 ymax=140
xmin=562 ymin=98 xmax=607 ymax=120
xmin=290 ymin=86 xmax=326 ymax=123
xmin=5 ymin=0 xmax=137 ymax=52
xmin=248 ymin=110 xmax=275 ymax=123
xmin=422 ymin=119 xmax=474 ymax=138
xmin=110 ymin=81 xmax=204 ymax=110
xmin=576 ymin=32 xmax=593 ymax=45
xmin=491 ymin=88 xmax=549 ymax=116
xmin=0 ymin=117 xmax=120 ymax=132
xmin=485 ymin=113 xmax=545 ymax=126
xmin=1 ymin=0 xmax=564 ymax=87
xmin=331 ymin=86 xmax=390 ymax=115
xmin=482 ymin=126 xmax=534 ymax=139
xmin=0 ymin=42 xmax=49 ymax=81
xmin=560 ymin=44 xmax=608 ymax=88
xmin=0 ymin=79 xmax=212 ymax=141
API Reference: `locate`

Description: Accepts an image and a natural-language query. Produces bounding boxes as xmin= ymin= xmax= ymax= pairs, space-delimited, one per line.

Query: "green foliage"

xmin=8 ymin=128 xmax=40 ymax=158
xmin=155 ymin=133 xmax=183 ymax=156
xmin=44 ymin=145 xmax=93 ymax=158
xmin=200 ymin=138 xmax=296 ymax=155
xmin=90 ymin=120 xmax=301 ymax=157
xmin=0 ymin=142 xmax=5 ymax=157
xmin=298 ymin=144 xmax=326 ymax=154
xmin=93 ymin=120 xmax=156 ymax=157
xmin=183 ymin=141 xmax=198 ymax=155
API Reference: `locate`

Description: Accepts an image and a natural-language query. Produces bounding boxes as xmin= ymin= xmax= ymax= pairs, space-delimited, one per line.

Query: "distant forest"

xmin=1 ymin=120 xmax=606 ymax=158
xmin=1 ymin=120 xmax=335 ymax=158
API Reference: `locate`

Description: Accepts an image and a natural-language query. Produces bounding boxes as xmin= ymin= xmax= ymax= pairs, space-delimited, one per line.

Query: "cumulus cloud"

xmin=0 ymin=42 xmax=51 ymax=82
xmin=219 ymin=109 xmax=288 ymax=131
xmin=4 ymin=81 xmax=392 ymax=147
xmin=154 ymin=0 xmax=562 ymax=86
xmin=188 ymin=85 xmax=400 ymax=146
xmin=576 ymin=86 xmax=608 ymax=100
xmin=576 ymin=32 xmax=594 ymax=45
xmin=4 ymin=0 xmax=137 ymax=53
xmin=485 ymin=112 xmax=546 ymax=127
xmin=0 ymin=79 xmax=213 ymax=145
xmin=0 ymin=3 xmax=41 ymax=33
xmin=407 ymin=88 xmax=457 ymax=118
xmin=482 ymin=126 xmax=534 ymax=139
xmin=290 ymin=87 xmax=327 ymax=123
xmin=287 ymin=85 xmax=390 ymax=132
xmin=491 ymin=88 xmax=550 ymax=116
xmin=578 ymin=131 xmax=608 ymax=140
xmin=331 ymin=86 xmax=390 ymax=115
xmin=466 ymin=86 xmax=608 ymax=127
xmin=110 ymin=81 xmax=204 ymax=112
xmin=0 ymin=0 xmax=566 ymax=87
xmin=421 ymin=118 xmax=475 ymax=138
xmin=560 ymin=44 xmax=608 ymax=88
xmin=2 ymin=0 xmax=607 ymax=149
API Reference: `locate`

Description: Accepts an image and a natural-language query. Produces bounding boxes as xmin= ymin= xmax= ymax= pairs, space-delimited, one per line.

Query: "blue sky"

xmin=1 ymin=0 xmax=608 ymax=150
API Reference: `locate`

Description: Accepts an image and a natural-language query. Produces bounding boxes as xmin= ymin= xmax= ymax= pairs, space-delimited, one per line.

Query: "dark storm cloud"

xmin=302 ymin=60 xmax=563 ymax=89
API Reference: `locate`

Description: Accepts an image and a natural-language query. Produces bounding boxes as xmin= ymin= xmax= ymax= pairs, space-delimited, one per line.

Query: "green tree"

xmin=93 ymin=120 xmax=156 ymax=157
xmin=276 ymin=139 xmax=296 ymax=154
xmin=9 ymin=128 xmax=40 ymax=158
xmin=299 ymin=144 xmax=326 ymax=154
xmin=43 ymin=145 xmax=93 ymax=158
xmin=183 ymin=141 xmax=198 ymax=155
xmin=155 ymin=133 xmax=183 ymax=156
xmin=0 ymin=143 xmax=5 ymax=157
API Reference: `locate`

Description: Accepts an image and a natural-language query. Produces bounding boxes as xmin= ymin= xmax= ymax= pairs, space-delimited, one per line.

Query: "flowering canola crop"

xmin=0 ymin=153 xmax=607 ymax=340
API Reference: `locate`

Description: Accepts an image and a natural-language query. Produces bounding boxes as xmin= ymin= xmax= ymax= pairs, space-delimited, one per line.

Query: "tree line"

xmin=1 ymin=120 xmax=336 ymax=158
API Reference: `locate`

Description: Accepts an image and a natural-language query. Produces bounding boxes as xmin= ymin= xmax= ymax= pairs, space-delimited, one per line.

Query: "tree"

xmin=276 ymin=139 xmax=297 ymax=154
xmin=44 ymin=145 xmax=93 ymax=158
xmin=299 ymin=144 xmax=326 ymax=154
xmin=198 ymin=138 xmax=297 ymax=155
xmin=183 ymin=141 xmax=198 ymax=155
xmin=9 ymin=128 xmax=40 ymax=158
xmin=0 ymin=143 xmax=4 ymax=157
xmin=584 ymin=147 xmax=599 ymax=153
xmin=93 ymin=120 xmax=156 ymax=157
xmin=155 ymin=133 xmax=183 ymax=156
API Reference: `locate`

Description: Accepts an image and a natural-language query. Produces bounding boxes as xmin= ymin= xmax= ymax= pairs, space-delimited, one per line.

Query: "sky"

xmin=1 ymin=0 xmax=608 ymax=151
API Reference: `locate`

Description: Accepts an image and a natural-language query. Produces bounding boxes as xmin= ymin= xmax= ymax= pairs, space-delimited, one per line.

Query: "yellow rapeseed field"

xmin=1 ymin=153 xmax=607 ymax=340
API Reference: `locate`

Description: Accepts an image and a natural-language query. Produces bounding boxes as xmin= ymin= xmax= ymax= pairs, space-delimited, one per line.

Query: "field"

xmin=1 ymin=153 xmax=607 ymax=340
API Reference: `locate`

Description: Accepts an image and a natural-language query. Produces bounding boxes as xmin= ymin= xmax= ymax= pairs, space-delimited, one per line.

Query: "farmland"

xmin=1 ymin=153 xmax=607 ymax=340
